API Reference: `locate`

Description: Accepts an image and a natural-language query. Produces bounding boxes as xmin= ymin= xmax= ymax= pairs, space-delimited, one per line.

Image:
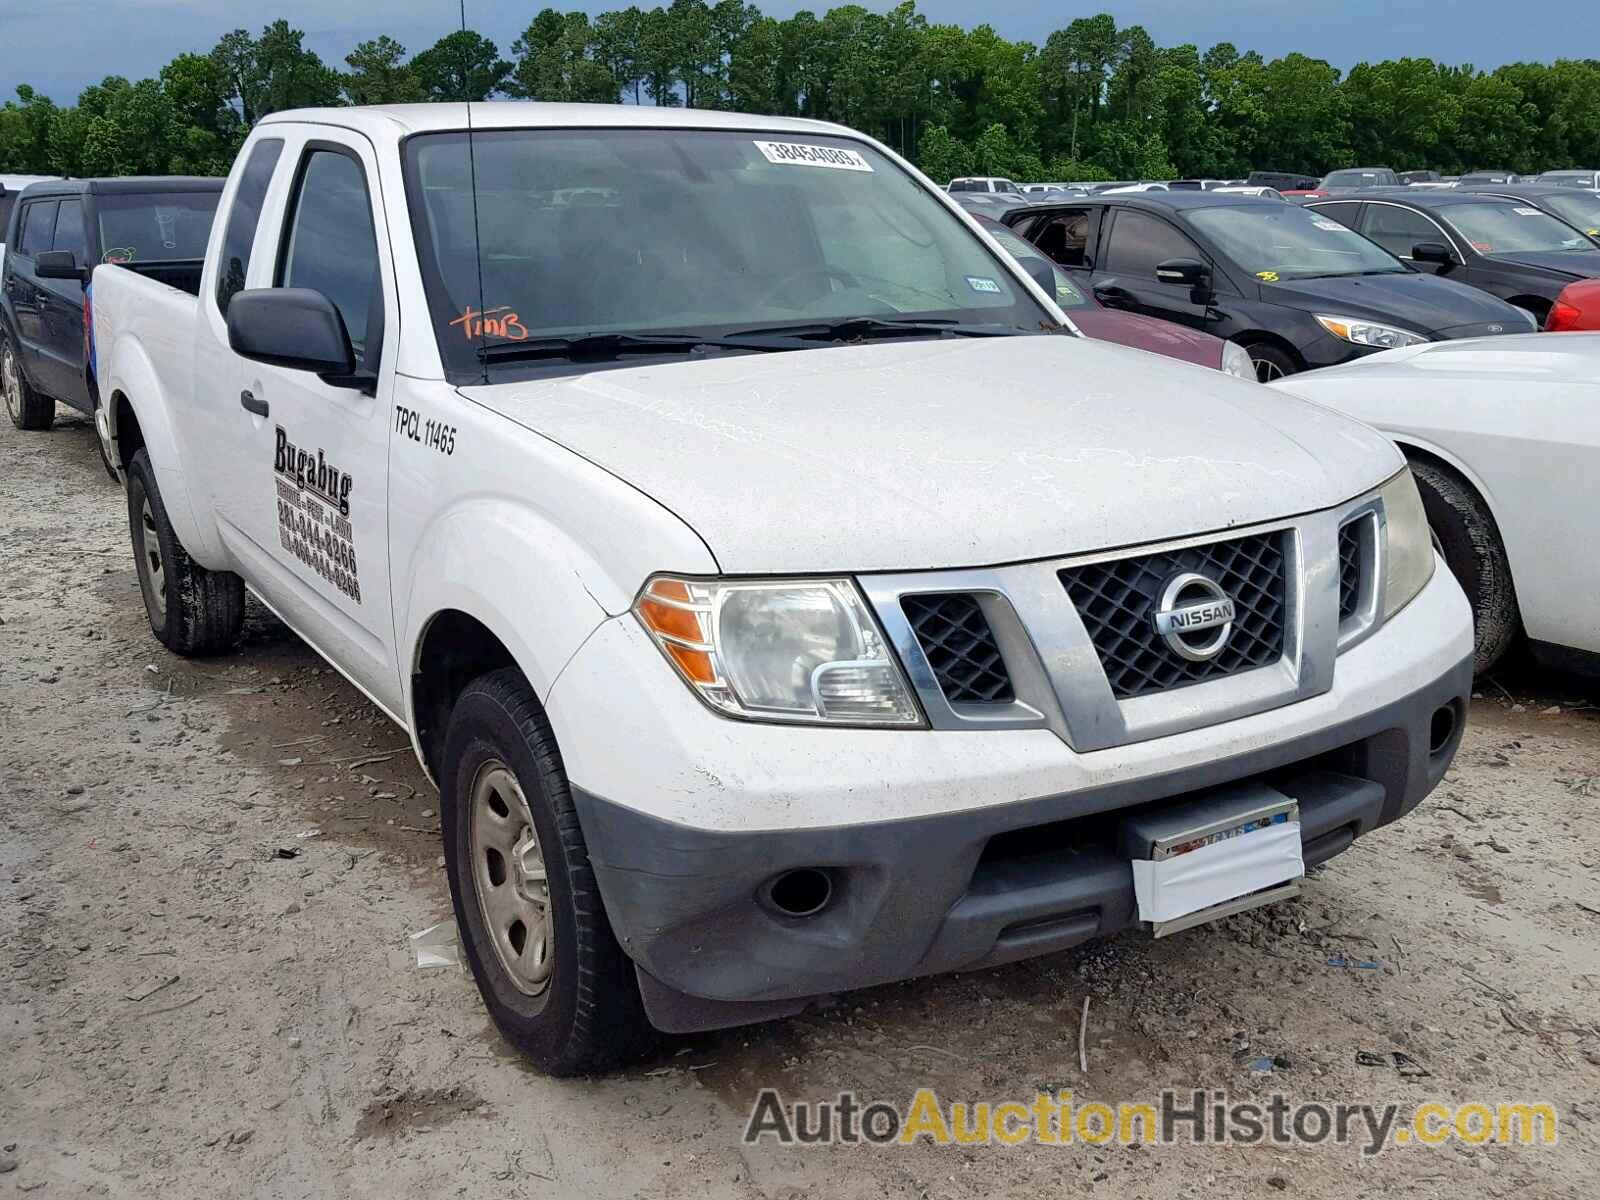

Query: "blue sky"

xmin=3 ymin=0 xmax=1596 ymax=105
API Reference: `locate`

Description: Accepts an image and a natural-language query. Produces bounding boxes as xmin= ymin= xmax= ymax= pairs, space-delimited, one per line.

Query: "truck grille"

xmin=1338 ymin=520 xmax=1362 ymax=623
xmin=1059 ymin=532 xmax=1287 ymax=700
xmin=901 ymin=593 xmax=1014 ymax=704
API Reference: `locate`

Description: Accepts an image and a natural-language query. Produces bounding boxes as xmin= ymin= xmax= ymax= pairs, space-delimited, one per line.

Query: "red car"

xmin=973 ymin=214 xmax=1254 ymax=376
xmin=1546 ymin=278 xmax=1600 ymax=330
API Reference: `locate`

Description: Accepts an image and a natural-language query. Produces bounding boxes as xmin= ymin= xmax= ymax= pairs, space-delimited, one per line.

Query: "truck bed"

xmin=118 ymin=259 xmax=204 ymax=297
xmin=91 ymin=261 xmax=203 ymax=418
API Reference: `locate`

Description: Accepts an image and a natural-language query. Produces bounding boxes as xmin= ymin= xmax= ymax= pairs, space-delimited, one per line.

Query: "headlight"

xmin=634 ymin=576 xmax=923 ymax=726
xmin=1315 ymin=314 xmax=1429 ymax=350
xmin=1220 ymin=339 xmax=1257 ymax=379
xmin=1379 ymin=468 xmax=1435 ymax=619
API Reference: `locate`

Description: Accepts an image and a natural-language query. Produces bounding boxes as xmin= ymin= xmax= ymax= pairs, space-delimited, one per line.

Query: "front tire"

xmin=442 ymin=668 xmax=653 ymax=1076
xmin=2 ymin=336 xmax=54 ymax=431
xmin=126 ymin=448 xmax=244 ymax=655
xmin=1409 ymin=458 xmax=1520 ymax=673
xmin=1243 ymin=341 xmax=1298 ymax=382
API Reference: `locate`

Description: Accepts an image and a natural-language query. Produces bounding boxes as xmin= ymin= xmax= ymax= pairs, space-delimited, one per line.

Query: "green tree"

xmin=915 ymin=124 xmax=971 ymax=182
xmin=0 ymin=85 xmax=61 ymax=174
xmin=344 ymin=36 xmax=426 ymax=106
xmin=595 ymin=6 xmax=647 ymax=103
xmin=508 ymin=11 xmax=619 ymax=103
xmin=411 ymin=30 xmax=511 ymax=102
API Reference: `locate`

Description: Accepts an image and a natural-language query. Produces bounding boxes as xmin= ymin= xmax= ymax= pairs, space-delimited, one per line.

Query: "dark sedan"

xmin=1305 ymin=190 xmax=1600 ymax=324
xmin=1002 ymin=192 xmax=1531 ymax=380
xmin=1454 ymin=182 xmax=1600 ymax=245
xmin=969 ymin=213 xmax=1245 ymax=372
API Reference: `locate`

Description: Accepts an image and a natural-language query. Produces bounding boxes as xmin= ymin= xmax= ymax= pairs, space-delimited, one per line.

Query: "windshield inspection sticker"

xmin=754 ymin=141 xmax=873 ymax=172
xmin=965 ymin=275 xmax=1003 ymax=294
xmin=1311 ymin=219 xmax=1344 ymax=231
xmin=273 ymin=426 xmax=361 ymax=605
xmin=1514 ymin=207 xmax=1542 ymax=216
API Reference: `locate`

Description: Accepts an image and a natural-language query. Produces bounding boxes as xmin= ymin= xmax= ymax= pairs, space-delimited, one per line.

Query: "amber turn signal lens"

xmin=637 ymin=596 xmax=703 ymax=643
xmin=664 ymin=641 xmax=717 ymax=684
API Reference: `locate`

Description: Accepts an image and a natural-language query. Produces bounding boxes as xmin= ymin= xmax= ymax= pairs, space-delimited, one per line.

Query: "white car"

xmin=86 ymin=102 xmax=1472 ymax=1075
xmin=1213 ymin=185 xmax=1286 ymax=200
xmin=1275 ymin=334 xmax=1600 ymax=674
xmin=1101 ymin=182 xmax=1170 ymax=193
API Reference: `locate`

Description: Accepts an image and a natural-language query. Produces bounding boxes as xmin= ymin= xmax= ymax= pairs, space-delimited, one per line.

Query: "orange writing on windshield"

xmin=449 ymin=305 xmax=529 ymax=342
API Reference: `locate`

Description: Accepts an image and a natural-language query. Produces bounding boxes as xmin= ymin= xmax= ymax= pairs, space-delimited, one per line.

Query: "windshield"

xmin=978 ymin=219 xmax=1090 ymax=309
xmin=1322 ymin=170 xmax=1389 ymax=188
xmin=403 ymin=128 xmax=1048 ymax=375
xmin=1535 ymin=192 xmax=1600 ymax=239
xmin=1187 ymin=204 xmax=1406 ymax=280
xmin=96 ymin=192 xmax=219 ymax=263
xmin=1447 ymin=203 xmax=1599 ymax=254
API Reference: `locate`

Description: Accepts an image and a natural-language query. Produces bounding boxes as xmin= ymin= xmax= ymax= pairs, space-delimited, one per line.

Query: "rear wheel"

xmin=2 ymin=336 xmax=54 ymax=431
xmin=126 ymin=448 xmax=244 ymax=655
xmin=442 ymin=668 xmax=654 ymax=1076
xmin=1408 ymin=458 xmax=1520 ymax=673
xmin=1243 ymin=341 xmax=1298 ymax=382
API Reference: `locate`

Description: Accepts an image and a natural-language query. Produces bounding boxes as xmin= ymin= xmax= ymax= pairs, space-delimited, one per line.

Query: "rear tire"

xmin=1243 ymin=341 xmax=1298 ymax=382
xmin=126 ymin=448 xmax=244 ymax=656
xmin=2 ymin=336 xmax=54 ymax=431
xmin=1408 ymin=458 xmax=1520 ymax=673
xmin=442 ymin=668 xmax=654 ymax=1076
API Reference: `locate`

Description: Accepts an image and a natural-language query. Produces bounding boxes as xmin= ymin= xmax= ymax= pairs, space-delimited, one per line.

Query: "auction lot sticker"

xmin=755 ymin=141 xmax=873 ymax=171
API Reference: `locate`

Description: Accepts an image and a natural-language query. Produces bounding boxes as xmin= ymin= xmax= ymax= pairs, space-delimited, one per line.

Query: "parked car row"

xmin=1 ymin=106 xmax=1591 ymax=1084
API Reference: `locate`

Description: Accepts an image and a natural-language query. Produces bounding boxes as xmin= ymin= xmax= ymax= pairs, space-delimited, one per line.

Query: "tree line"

xmin=3 ymin=3 xmax=1599 ymax=184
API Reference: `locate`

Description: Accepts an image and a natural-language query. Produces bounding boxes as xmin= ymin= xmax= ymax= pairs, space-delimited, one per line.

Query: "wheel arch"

xmin=1232 ymin=330 xmax=1306 ymax=372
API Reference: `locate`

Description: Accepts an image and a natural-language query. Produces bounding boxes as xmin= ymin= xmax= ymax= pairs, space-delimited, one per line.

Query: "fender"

xmin=101 ymin=329 xmax=228 ymax=567
xmin=1389 ymin=433 xmax=1504 ymax=523
xmin=399 ymin=494 xmax=711 ymax=719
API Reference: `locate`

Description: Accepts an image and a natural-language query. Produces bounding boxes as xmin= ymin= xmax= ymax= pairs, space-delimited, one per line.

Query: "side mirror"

xmin=1020 ymin=256 xmax=1057 ymax=297
xmin=35 ymin=250 xmax=86 ymax=282
xmin=1411 ymin=241 xmax=1455 ymax=266
xmin=1157 ymin=256 xmax=1214 ymax=305
xmin=227 ymin=288 xmax=356 ymax=381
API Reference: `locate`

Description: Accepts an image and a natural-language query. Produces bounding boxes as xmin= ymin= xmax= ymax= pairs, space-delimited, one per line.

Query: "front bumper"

xmin=549 ymin=566 xmax=1472 ymax=1032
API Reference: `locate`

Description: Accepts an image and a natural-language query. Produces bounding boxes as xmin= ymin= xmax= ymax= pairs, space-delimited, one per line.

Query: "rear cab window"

xmin=216 ymin=138 xmax=286 ymax=316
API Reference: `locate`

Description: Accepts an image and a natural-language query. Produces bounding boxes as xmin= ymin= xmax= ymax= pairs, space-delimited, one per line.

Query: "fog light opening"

xmin=1428 ymin=703 xmax=1458 ymax=757
xmin=763 ymin=868 xmax=834 ymax=918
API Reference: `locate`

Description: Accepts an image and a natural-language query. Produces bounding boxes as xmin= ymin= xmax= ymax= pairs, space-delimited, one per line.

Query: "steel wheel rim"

xmin=1253 ymin=355 xmax=1285 ymax=382
xmin=137 ymin=498 xmax=166 ymax=618
xmin=469 ymin=761 xmax=553 ymax=996
xmin=2 ymin=346 xmax=20 ymax=422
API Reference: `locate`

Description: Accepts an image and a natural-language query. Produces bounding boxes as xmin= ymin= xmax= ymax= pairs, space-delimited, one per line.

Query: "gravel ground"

xmin=2 ymin=411 xmax=1597 ymax=1199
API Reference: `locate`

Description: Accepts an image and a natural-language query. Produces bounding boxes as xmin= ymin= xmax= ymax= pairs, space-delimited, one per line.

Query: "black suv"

xmin=2 ymin=177 xmax=221 ymax=430
xmin=1003 ymin=192 xmax=1531 ymax=380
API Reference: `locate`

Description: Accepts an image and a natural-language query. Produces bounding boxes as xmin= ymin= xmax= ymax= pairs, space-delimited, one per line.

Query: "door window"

xmin=278 ymin=148 xmax=382 ymax=363
xmin=1101 ymin=210 xmax=1199 ymax=279
xmin=1031 ymin=208 xmax=1093 ymax=267
xmin=216 ymin=138 xmax=285 ymax=316
xmin=1358 ymin=205 xmax=1443 ymax=258
xmin=1308 ymin=201 xmax=1360 ymax=230
xmin=51 ymin=199 xmax=87 ymax=261
xmin=17 ymin=200 xmax=57 ymax=256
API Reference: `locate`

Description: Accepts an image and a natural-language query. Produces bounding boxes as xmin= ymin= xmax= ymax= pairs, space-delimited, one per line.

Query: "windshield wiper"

xmin=476 ymin=331 xmax=800 ymax=364
xmin=729 ymin=316 xmax=1021 ymax=342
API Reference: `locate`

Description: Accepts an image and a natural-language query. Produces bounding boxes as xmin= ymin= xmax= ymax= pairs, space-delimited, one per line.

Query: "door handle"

xmin=240 ymin=389 xmax=268 ymax=417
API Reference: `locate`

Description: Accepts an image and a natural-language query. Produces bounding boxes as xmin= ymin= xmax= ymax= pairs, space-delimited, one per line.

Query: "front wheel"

xmin=126 ymin=448 xmax=244 ymax=655
xmin=2 ymin=336 xmax=54 ymax=430
xmin=1409 ymin=458 xmax=1520 ymax=673
xmin=442 ymin=668 xmax=654 ymax=1076
xmin=1243 ymin=341 xmax=1298 ymax=382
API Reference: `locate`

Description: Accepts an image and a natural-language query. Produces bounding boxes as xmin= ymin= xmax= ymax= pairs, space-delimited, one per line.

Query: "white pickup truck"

xmin=91 ymin=103 xmax=1473 ymax=1076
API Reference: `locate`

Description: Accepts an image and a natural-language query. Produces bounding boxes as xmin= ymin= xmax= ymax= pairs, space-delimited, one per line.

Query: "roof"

xmin=1309 ymin=189 xmax=1527 ymax=209
xmin=1075 ymin=190 xmax=1285 ymax=211
xmin=1458 ymin=182 xmax=1600 ymax=199
xmin=15 ymin=176 xmax=223 ymax=198
xmin=261 ymin=102 xmax=855 ymax=140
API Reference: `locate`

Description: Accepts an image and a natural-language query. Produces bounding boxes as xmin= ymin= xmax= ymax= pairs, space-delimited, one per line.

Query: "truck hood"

xmin=460 ymin=337 xmax=1399 ymax=574
xmin=1261 ymin=271 xmax=1520 ymax=334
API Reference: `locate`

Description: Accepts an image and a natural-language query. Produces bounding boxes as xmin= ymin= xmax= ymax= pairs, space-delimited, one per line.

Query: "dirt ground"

xmin=2 ymin=411 xmax=1597 ymax=1200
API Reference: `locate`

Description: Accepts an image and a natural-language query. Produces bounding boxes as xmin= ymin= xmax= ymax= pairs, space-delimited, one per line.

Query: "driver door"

xmin=1093 ymin=208 xmax=1218 ymax=331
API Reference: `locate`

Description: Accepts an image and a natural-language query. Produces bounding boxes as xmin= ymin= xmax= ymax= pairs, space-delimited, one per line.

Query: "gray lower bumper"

xmin=573 ymin=654 xmax=1472 ymax=1033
